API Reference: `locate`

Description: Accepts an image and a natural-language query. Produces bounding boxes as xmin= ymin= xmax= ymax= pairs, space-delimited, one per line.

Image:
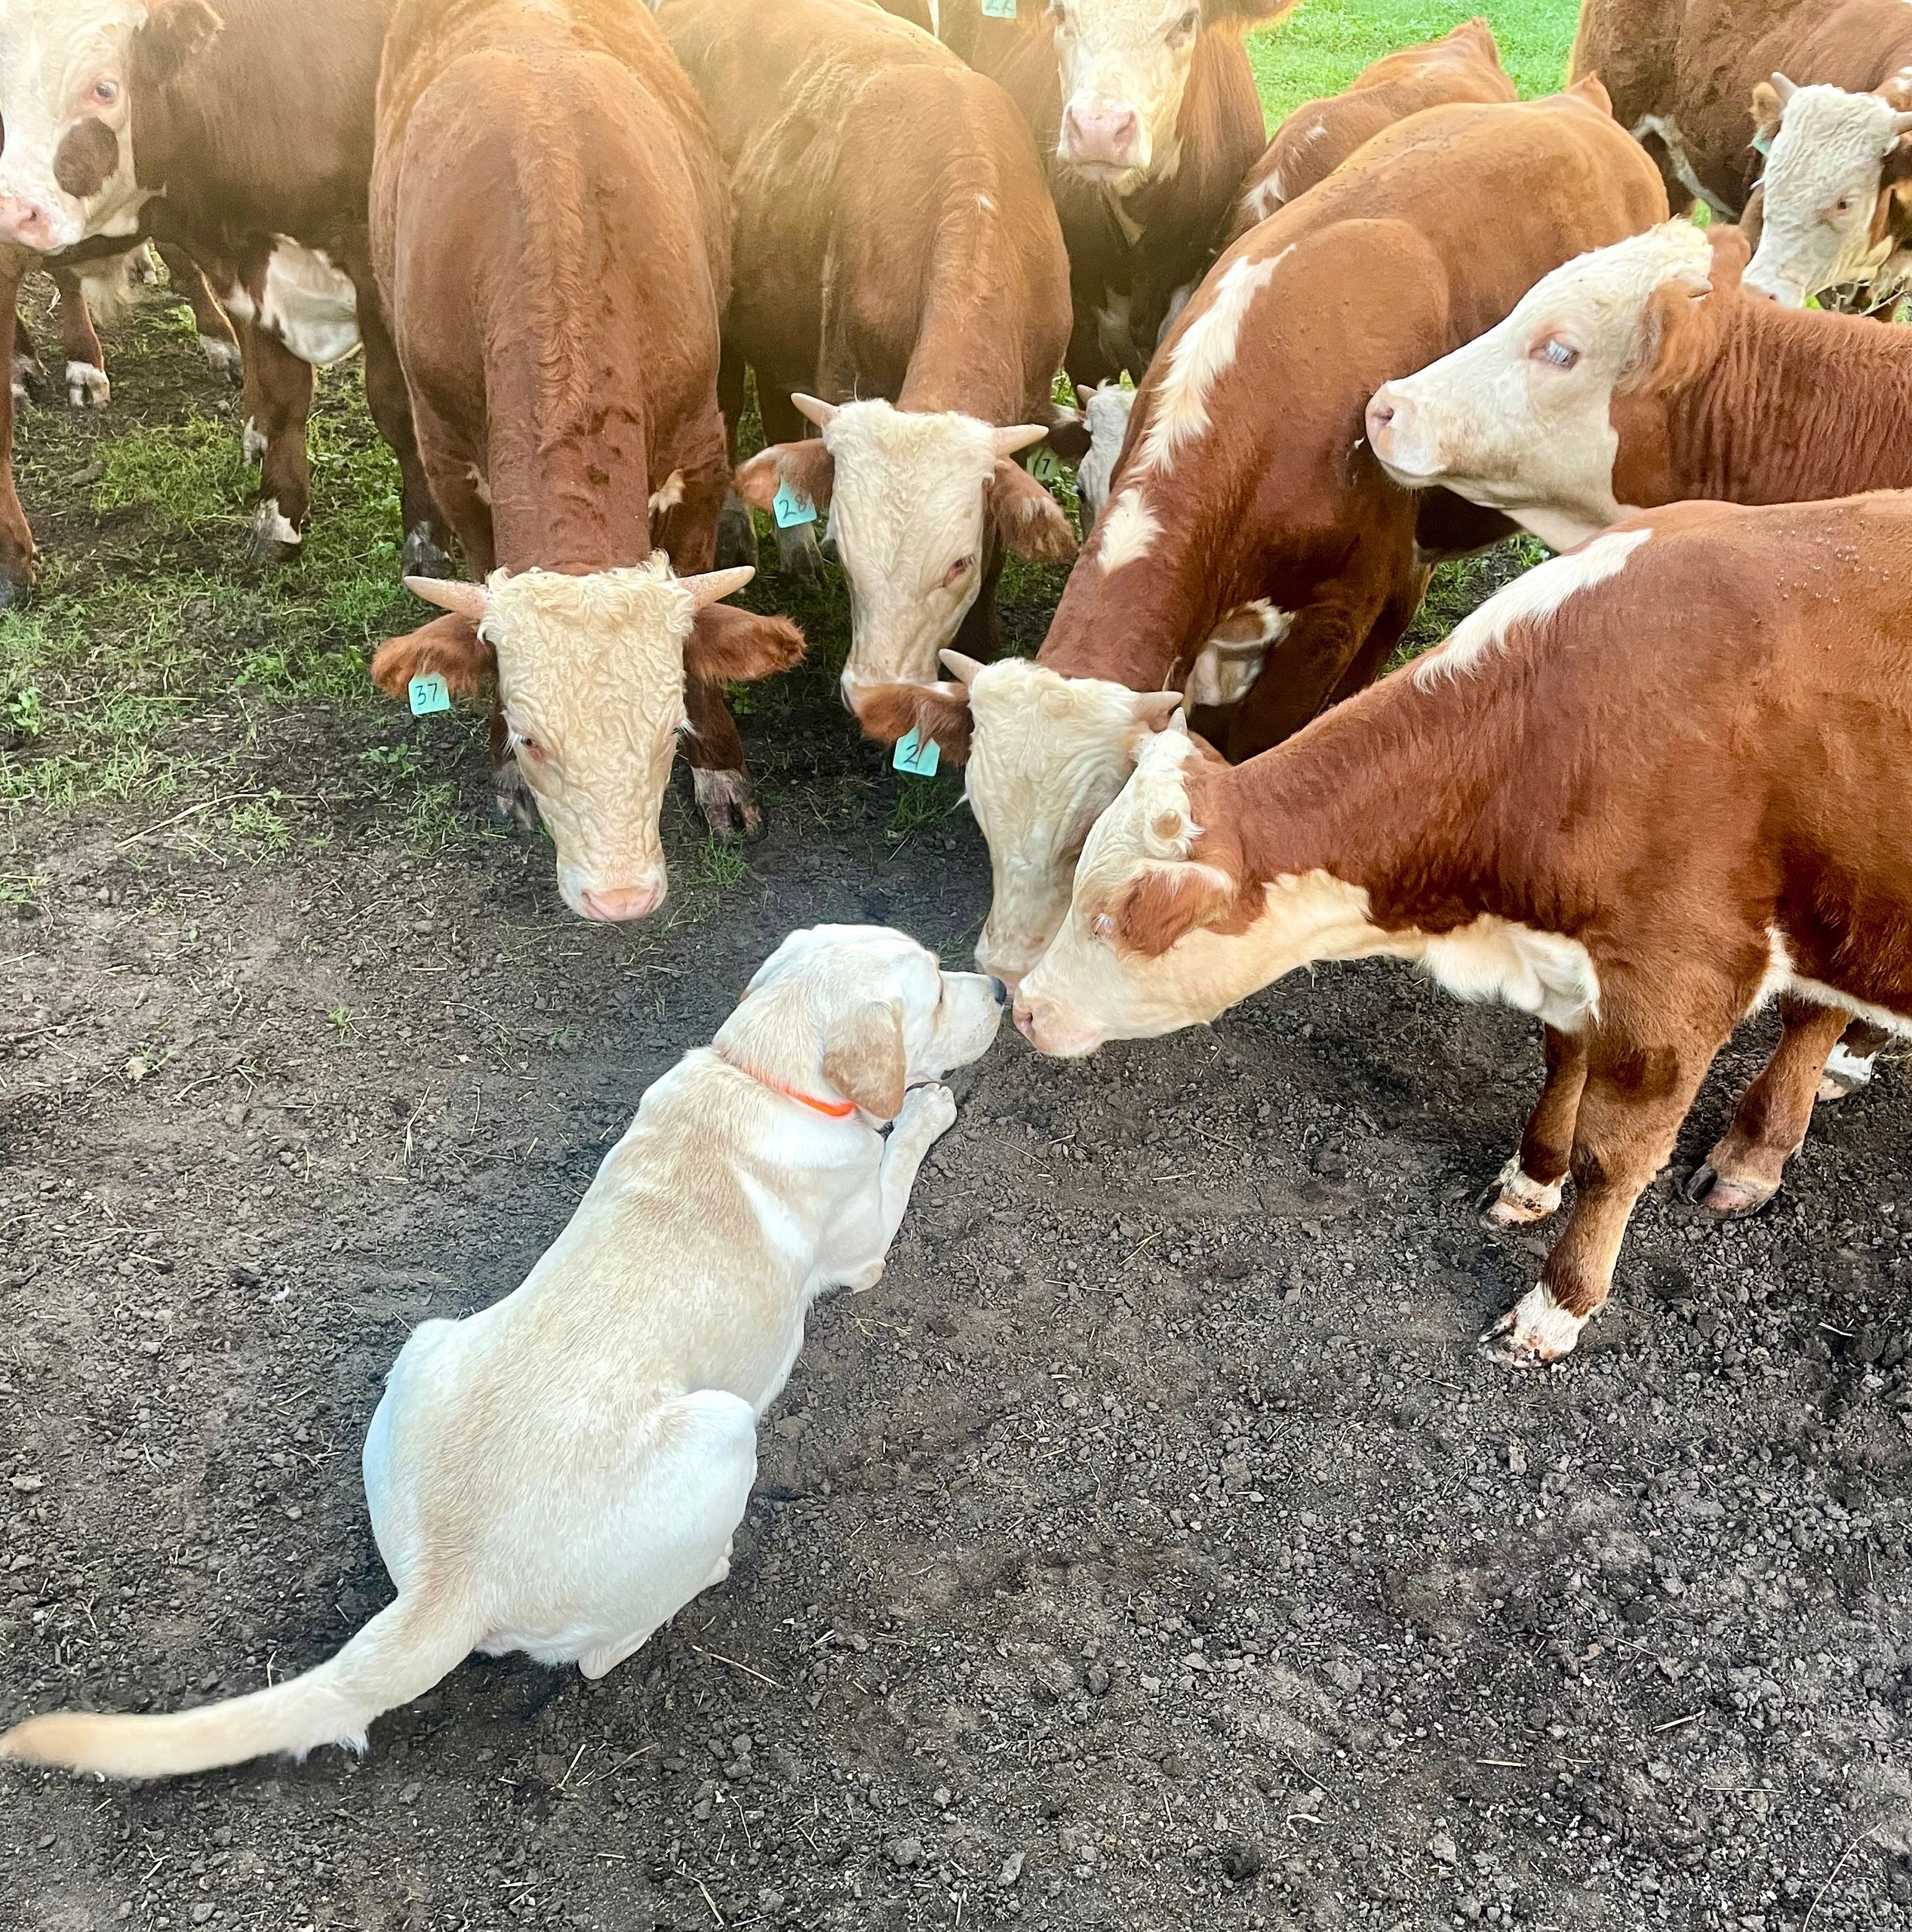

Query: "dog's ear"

xmin=822 ymin=997 xmax=908 ymax=1121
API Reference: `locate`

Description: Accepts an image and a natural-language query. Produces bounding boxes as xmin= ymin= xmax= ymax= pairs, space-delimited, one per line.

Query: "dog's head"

xmin=715 ymin=925 xmax=1004 ymax=1120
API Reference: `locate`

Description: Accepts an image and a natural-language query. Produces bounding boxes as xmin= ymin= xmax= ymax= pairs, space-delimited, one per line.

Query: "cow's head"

xmin=735 ymin=395 xmax=1074 ymax=723
xmin=0 ymin=0 xmax=223 ymax=253
xmin=1049 ymin=0 xmax=1282 ymax=184
xmin=1365 ymin=222 xmax=1721 ymax=551
xmin=1013 ymin=719 xmax=1284 ymax=1056
xmin=1743 ymin=76 xmax=1912 ymax=306
xmin=371 ymin=562 xmax=802 ymax=924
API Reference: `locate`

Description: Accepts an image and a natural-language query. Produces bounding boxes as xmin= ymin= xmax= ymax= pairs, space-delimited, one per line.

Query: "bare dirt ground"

xmin=2 ymin=281 xmax=1910 ymax=1932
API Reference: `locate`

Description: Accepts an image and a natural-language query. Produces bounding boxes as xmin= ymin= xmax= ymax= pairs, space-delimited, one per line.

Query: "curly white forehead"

xmin=481 ymin=556 xmax=698 ymax=648
xmin=1767 ymin=84 xmax=1904 ymax=185
xmin=1511 ymin=220 xmax=1712 ymax=321
xmin=1077 ymin=726 xmax=1200 ymax=891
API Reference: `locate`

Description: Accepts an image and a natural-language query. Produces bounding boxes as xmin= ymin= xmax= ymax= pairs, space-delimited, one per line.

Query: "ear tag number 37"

xmin=773 ymin=478 xmax=816 ymax=529
xmin=408 ymin=672 xmax=451 ymax=717
xmin=893 ymin=728 xmax=941 ymax=778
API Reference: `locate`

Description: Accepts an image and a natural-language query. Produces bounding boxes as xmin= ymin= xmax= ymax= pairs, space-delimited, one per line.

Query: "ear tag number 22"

xmin=773 ymin=478 xmax=816 ymax=529
xmin=893 ymin=728 xmax=941 ymax=778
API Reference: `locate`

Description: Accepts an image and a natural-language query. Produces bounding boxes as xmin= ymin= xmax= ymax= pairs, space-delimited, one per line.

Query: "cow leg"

xmin=11 ymin=302 xmax=51 ymax=406
xmin=1487 ymin=1026 xmax=1588 ymax=1226
xmin=715 ymin=349 xmax=758 ymax=571
xmin=1682 ymin=998 xmax=1848 ymax=1216
xmin=1484 ymin=1022 xmax=1721 ymax=1370
xmin=349 ymin=263 xmax=453 ymax=578
xmin=155 ymin=244 xmax=241 ymax=385
xmin=758 ymin=386 xmax=823 ymax=579
xmin=0 ymin=257 xmax=38 ymax=605
xmin=51 ymin=266 xmax=109 ymax=410
xmin=1323 ymin=568 xmax=1432 ymax=707
xmin=240 ymin=323 xmax=316 ymax=565
xmin=1821 ymin=1017 xmax=1893 ymax=1100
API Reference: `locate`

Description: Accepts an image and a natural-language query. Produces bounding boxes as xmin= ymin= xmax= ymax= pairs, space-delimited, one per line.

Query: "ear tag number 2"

xmin=893 ymin=728 xmax=941 ymax=778
xmin=773 ymin=478 xmax=816 ymax=529
xmin=408 ymin=673 xmax=451 ymax=717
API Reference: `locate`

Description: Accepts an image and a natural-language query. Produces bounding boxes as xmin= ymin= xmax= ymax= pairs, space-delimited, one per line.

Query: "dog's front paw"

xmin=898 ymin=1082 xmax=958 ymax=1144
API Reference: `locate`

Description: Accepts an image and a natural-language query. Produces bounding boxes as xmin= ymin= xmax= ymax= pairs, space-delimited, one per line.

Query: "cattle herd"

xmin=0 ymin=0 xmax=1908 ymax=1785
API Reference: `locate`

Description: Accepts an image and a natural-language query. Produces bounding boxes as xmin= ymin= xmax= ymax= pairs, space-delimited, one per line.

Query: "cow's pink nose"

xmin=1365 ymin=391 xmax=1399 ymax=445
xmin=577 ymin=881 xmax=663 ymax=923
xmin=0 ymin=197 xmax=57 ymax=250
xmin=1062 ymin=99 xmax=1143 ymax=170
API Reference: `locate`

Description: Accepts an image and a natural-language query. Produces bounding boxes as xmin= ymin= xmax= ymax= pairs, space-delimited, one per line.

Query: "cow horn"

xmin=679 ymin=565 xmax=756 ymax=611
xmin=993 ymin=423 xmax=1049 ymax=457
xmin=939 ymin=649 xmax=986 ymax=685
xmin=791 ymin=392 xmax=839 ymax=431
xmin=404 ymin=576 xmax=488 ymax=621
xmin=1132 ymin=690 xmax=1185 ymax=727
xmin=1769 ymin=72 xmax=1797 ymax=104
xmin=1891 ymin=110 xmax=1912 ymax=137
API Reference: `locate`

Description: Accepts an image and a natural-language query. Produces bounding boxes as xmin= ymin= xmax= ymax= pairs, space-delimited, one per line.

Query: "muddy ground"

xmin=1 ymin=277 xmax=1909 ymax=1932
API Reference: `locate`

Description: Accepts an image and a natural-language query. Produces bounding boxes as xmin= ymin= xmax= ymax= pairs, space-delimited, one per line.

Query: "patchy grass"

xmin=1250 ymin=0 xmax=1579 ymax=118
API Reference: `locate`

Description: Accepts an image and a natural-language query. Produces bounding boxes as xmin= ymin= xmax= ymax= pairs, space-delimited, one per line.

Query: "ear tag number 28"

xmin=408 ymin=673 xmax=451 ymax=717
xmin=893 ymin=728 xmax=941 ymax=778
xmin=773 ymin=478 xmax=816 ymax=529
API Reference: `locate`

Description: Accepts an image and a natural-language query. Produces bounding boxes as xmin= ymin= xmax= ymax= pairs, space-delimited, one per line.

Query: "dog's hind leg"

xmin=573 ymin=1389 xmax=758 ymax=1681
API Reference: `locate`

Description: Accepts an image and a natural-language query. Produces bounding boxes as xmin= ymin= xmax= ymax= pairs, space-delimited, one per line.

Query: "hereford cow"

xmin=1227 ymin=19 xmax=1516 ymax=241
xmin=1571 ymin=0 xmax=1912 ymax=306
xmin=858 ymin=88 xmax=1666 ymax=990
xmin=0 ymin=0 xmax=446 ymax=597
xmin=961 ymin=1 xmax=1294 ymax=382
xmin=659 ymin=0 xmax=1076 ymax=717
xmin=1013 ymin=495 xmax=1912 ymax=1367
xmin=367 ymin=0 xmax=803 ymax=914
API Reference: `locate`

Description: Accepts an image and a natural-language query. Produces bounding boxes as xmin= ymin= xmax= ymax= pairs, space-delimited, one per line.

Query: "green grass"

xmin=1250 ymin=0 xmax=1579 ymax=119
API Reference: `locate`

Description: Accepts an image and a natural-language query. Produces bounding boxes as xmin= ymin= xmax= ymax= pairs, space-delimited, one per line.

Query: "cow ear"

xmin=988 ymin=460 xmax=1077 ymax=564
xmin=1706 ymin=223 xmax=1751 ymax=293
xmin=1750 ymin=80 xmax=1784 ymax=154
xmin=1097 ymin=860 xmax=1240 ymax=959
xmin=134 ymin=0 xmax=225 ymax=85
xmin=821 ymin=997 xmax=908 ymax=1121
xmin=1628 ymin=275 xmax=1713 ymax=393
xmin=733 ymin=440 xmax=835 ymax=514
xmin=1560 ymin=73 xmax=1613 ymax=118
xmin=369 ymin=612 xmax=495 ymax=702
xmin=685 ymin=604 xmax=805 ymax=685
xmin=849 ymin=680 xmax=974 ymax=761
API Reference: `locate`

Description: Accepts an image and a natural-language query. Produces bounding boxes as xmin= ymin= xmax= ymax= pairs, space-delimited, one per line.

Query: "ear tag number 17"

xmin=408 ymin=673 xmax=451 ymax=717
xmin=773 ymin=478 xmax=816 ymax=529
xmin=893 ymin=728 xmax=941 ymax=778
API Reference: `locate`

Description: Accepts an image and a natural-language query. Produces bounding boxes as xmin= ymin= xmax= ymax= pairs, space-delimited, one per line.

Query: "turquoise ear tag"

xmin=893 ymin=728 xmax=941 ymax=777
xmin=1028 ymin=447 xmax=1065 ymax=485
xmin=982 ymin=0 xmax=1017 ymax=16
xmin=1753 ymin=131 xmax=1773 ymax=157
xmin=408 ymin=672 xmax=451 ymax=716
xmin=773 ymin=477 xmax=816 ymax=528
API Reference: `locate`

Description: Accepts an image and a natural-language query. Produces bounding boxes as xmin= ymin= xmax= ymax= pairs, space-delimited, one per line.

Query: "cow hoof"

xmin=65 ymin=361 xmax=110 ymax=410
xmin=1685 ymin=1162 xmax=1776 ymax=1218
xmin=133 ymin=245 xmax=163 ymax=287
xmin=200 ymin=334 xmax=243 ymax=386
xmin=774 ymin=524 xmax=824 ymax=580
xmin=12 ymin=354 xmax=53 ymax=408
xmin=692 ymin=766 xmax=764 ymax=842
xmin=0 ymin=572 xmax=35 ymax=614
xmin=1480 ymin=1286 xmax=1582 ymax=1371
xmin=247 ymin=500 xmax=304 ymax=567
xmin=492 ymin=763 xmax=541 ymax=833
xmin=401 ymin=521 xmax=452 ymax=580
xmin=1483 ymin=1155 xmax=1564 ymax=1226
xmin=715 ymin=494 xmax=759 ymax=571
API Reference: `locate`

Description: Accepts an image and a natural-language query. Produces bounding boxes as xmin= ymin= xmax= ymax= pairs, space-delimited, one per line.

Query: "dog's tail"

xmin=0 ymin=1589 xmax=478 ymax=1780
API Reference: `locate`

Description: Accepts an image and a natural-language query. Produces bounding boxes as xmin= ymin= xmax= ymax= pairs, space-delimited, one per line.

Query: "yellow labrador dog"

xmin=2 ymin=927 xmax=1003 ymax=1780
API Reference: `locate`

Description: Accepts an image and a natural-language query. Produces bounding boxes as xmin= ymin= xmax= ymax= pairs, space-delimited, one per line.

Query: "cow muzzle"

xmin=564 ymin=868 xmax=669 ymax=924
xmin=1363 ymin=384 xmax=1438 ymax=485
xmin=0 ymin=194 xmax=75 ymax=254
xmin=1060 ymin=94 xmax=1148 ymax=175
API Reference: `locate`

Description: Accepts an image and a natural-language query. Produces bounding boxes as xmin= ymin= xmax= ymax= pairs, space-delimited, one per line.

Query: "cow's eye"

xmin=509 ymin=725 xmax=546 ymax=763
xmin=1532 ymin=337 xmax=1578 ymax=370
xmin=942 ymin=555 xmax=976 ymax=588
xmin=91 ymin=79 xmax=119 ymax=107
xmin=1176 ymin=7 xmax=1200 ymax=34
xmin=1831 ymin=195 xmax=1854 ymax=218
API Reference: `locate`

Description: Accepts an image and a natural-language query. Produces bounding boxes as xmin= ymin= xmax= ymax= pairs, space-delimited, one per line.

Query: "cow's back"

xmin=131 ymin=0 xmax=397 ymax=248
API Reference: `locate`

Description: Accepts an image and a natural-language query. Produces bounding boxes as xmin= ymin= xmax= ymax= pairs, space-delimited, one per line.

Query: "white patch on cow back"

xmin=1413 ymin=528 xmax=1652 ymax=688
xmin=1135 ymin=249 xmax=1288 ymax=477
xmin=258 ymin=240 xmax=361 ymax=366
xmin=1095 ymin=486 xmax=1161 ymax=573
xmin=1240 ymin=171 xmax=1283 ymax=225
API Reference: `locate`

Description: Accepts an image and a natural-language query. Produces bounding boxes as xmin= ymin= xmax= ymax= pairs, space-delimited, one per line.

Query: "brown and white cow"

xmin=659 ymin=0 xmax=1077 ymax=715
xmin=858 ymin=88 xmax=1666 ymax=989
xmin=1226 ymin=18 xmax=1516 ymax=241
xmin=0 ymin=0 xmax=446 ymax=595
xmin=1571 ymin=0 xmax=1912 ymax=305
xmin=367 ymin=0 xmax=804 ymax=913
xmin=1013 ymin=494 xmax=1912 ymax=1366
xmin=963 ymin=0 xmax=1293 ymax=381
